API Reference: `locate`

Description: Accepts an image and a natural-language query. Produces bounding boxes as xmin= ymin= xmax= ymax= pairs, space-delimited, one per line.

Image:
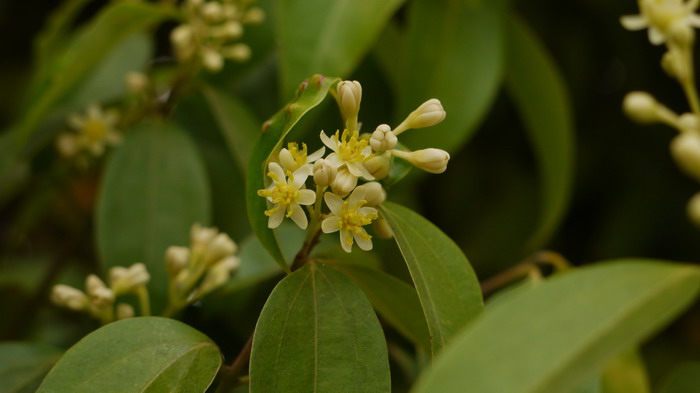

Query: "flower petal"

xmin=268 ymin=208 xmax=285 ymax=228
xmin=348 ymin=187 xmax=366 ymax=207
xmin=346 ymin=162 xmax=364 ymax=177
xmin=354 ymin=229 xmax=373 ymax=251
xmin=297 ymin=189 xmax=316 ymax=205
xmin=620 ymin=15 xmax=648 ymax=31
xmin=306 ymin=146 xmax=326 ymax=162
xmin=351 ymin=162 xmax=375 ymax=181
xmin=689 ymin=13 xmax=700 ymax=28
xmin=288 ymin=204 xmax=308 ymax=229
xmin=325 ymin=153 xmax=343 ymax=168
xmin=648 ymin=27 xmax=666 ymax=45
xmin=320 ymin=131 xmax=337 ymax=151
xmin=268 ymin=162 xmax=286 ymax=181
xmin=339 ymin=229 xmax=353 ymax=253
xmin=322 ymin=216 xmax=340 ymax=233
xmin=292 ymin=165 xmax=311 ymax=188
xmin=358 ymin=207 xmax=378 ymax=216
xmin=324 ymin=192 xmax=345 ymax=215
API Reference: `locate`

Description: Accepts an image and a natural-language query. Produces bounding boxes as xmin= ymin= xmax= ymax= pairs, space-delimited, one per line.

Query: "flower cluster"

xmin=165 ymin=224 xmax=240 ymax=315
xmin=622 ymin=0 xmax=700 ymax=225
xmin=51 ymin=263 xmax=150 ymax=324
xmin=258 ymin=80 xmax=449 ymax=252
xmin=56 ymin=104 xmax=121 ymax=158
xmin=170 ymin=0 xmax=264 ymax=73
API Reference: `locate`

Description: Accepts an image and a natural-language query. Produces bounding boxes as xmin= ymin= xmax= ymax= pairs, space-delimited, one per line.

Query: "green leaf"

xmin=328 ymin=263 xmax=430 ymax=351
xmin=15 ymin=1 xmax=173 ymax=151
xmin=249 ymin=263 xmax=390 ymax=393
xmin=659 ymin=362 xmax=700 ymax=393
xmin=246 ymin=74 xmax=339 ymax=273
xmin=412 ymin=260 xmax=700 ymax=393
xmin=276 ymin=0 xmax=405 ymax=99
xmin=33 ymin=0 xmax=93 ymax=70
xmin=200 ymin=85 xmax=261 ymax=172
xmin=0 ymin=342 xmax=61 ymax=393
xmin=601 ymin=349 xmax=650 ymax=393
xmin=97 ymin=121 xmax=210 ymax=312
xmin=505 ymin=15 xmax=575 ymax=248
xmin=396 ymin=0 xmax=504 ymax=152
xmin=37 ymin=317 xmax=221 ymax=393
xmin=379 ymin=201 xmax=483 ymax=355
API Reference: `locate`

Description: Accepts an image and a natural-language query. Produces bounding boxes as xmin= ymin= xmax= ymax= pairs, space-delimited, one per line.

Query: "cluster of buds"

xmin=165 ymin=224 xmax=240 ymax=315
xmin=170 ymin=0 xmax=264 ymax=73
xmin=622 ymin=0 xmax=700 ymax=225
xmin=51 ymin=263 xmax=150 ymax=324
xmin=56 ymin=104 xmax=121 ymax=159
xmin=257 ymin=80 xmax=449 ymax=252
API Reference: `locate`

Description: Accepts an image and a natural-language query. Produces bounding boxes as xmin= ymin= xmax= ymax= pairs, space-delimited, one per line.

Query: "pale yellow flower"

xmin=278 ymin=142 xmax=325 ymax=172
xmin=257 ymin=162 xmax=316 ymax=229
xmin=321 ymin=187 xmax=379 ymax=253
xmin=621 ymin=0 xmax=700 ymax=45
xmin=67 ymin=105 xmax=121 ymax=156
xmin=320 ymin=129 xmax=374 ymax=180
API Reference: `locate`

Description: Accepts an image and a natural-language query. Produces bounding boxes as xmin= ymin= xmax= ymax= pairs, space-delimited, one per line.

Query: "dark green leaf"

xmin=659 ymin=362 xmax=700 ymax=393
xmin=328 ymin=263 xmax=430 ymax=351
xmin=33 ymin=0 xmax=93 ymax=71
xmin=200 ymin=84 xmax=261 ymax=172
xmin=276 ymin=0 xmax=405 ymax=99
xmin=246 ymin=74 xmax=339 ymax=272
xmin=37 ymin=317 xmax=221 ymax=393
xmin=0 ymin=342 xmax=61 ymax=393
xmin=412 ymin=260 xmax=700 ymax=393
xmin=379 ymin=201 xmax=483 ymax=355
xmin=396 ymin=0 xmax=504 ymax=152
xmin=97 ymin=121 xmax=210 ymax=312
xmin=249 ymin=263 xmax=390 ymax=393
xmin=505 ymin=15 xmax=575 ymax=248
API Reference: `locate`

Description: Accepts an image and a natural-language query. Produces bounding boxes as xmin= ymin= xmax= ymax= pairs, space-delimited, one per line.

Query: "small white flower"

xmin=66 ymin=105 xmax=121 ymax=156
xmin=278 ymin=142 xmax=325 ymax=172
xmin=312 ymin=158 xmax=337 ymax=187
xmin=621 ymin=0 xmax=700 ymax=45
xmin=321 ymin=188 xmax=379 ymax=253
xmin=257 ymin=162 xmax=316 ymax=229
xmin=51 ymin=285 xmax=89 ymax=311
xmin=320 ymin=129 xmax=375 ymax=180
xmin=109 ymin=263 xmax=150 ymax=295
xmin=330 ymin=166 xmax=358 ymax=197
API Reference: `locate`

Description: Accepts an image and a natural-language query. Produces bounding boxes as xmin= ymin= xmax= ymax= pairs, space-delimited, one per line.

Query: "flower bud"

xmin=110 ymin=263 xmax=150 ymax=295
xmin=205 ymin=233 xmax=237 ymax=265
xmin=363 ymin=154 xmax=391 ymax=180
xmin=222 ymin=43 xmax=251 ymax=62
xmin=337 ymin=81 xmax=362 ymax=125
xmin=56 ymin=134 xmax=79 ymax=158
xmin=86 ymin=274 xmax=108 ymax=296
xmin=51 ymin=285 xmax=89 ymax=311
xmin=222 ymin=3 xmax=238 ymax=18
xmin=688 ymin=192 xmax=700 ymax=227
xmin=199 ymin=256 xmax=240 ymax=296
xmin=170 ymin=24 xmax=195 ymax=59
xmin=395 ymin=99 xmax=446 ymax=135
xmin=671 ymin=132 xmax=700 ymax=181
xmin=313 ymin=158 xmax=336 ymax=187
xmin=669 ymin=20 xmax=695 ymax=47
xmin=166 ymin=246 xmax=191 ymax=277
xmin=200 ymin=1 xmax=224 ymax=22
xmin=357 ymin=182 xmax=386 ymax=207
xmin=86 ymin=274 xmax=114 ymax=309
xmin=679 ymin=113 xmax=700 ymax=132
xmin=624 ymin=91 xmax=666 ymax=124
xmin=393 ymin=148 xmax=450 ymax=174
xmin=191 ymin=223 xmax=218 ymax=249
xmin=202 ymin=48 xmax=224 ymax=72
xmin=116 ymin=303 xmax=135 ymax=320
xmin=369 ymin=124 xmax=397 ymax=152
xmin=125 ymin=72 xmax=149 ymax=94
xmin=216 ymin=21 xmax=243 ymax=40
xmin=243 ymin=7 xmax=265 ymax=24
xmin=372 ymin=217 xmax=394 ymax=239
xmin=330 ymin=167 xmax=358 ymax=197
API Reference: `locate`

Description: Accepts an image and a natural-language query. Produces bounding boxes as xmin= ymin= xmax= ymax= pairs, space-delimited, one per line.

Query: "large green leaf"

xmin=412 ymin=260 xmax=700 ymax=393
xmin=200 ymin=85 xmax=261 ymax=172
xmin=246 ymin=74 xmax=339 ymax=272
xmin=249 ymin=263 xmax=390 ymax=393
xmin=379 ymin=201 xmax=482 ymax=355
xmin=505 ymin=15 xmax=574 ymax=248
xmin=0 ymin=343 xmax=61 ymax=393
xmin=276 ymin=0 xmax=404 ymax=99
xmin=33 ymin=0 xmax=94 ymax=72
xmin=97 ymin=121 xmax=210 ymax=312
xmin=329 ymin=263 xmax=431 ymax=351
xmin=15 ymin=1 xmax=173 ymax=151
xmin=396 ymin=0 xmax=503 ymax=152
xmin=37 ymin=317 xmax=221 ymax=393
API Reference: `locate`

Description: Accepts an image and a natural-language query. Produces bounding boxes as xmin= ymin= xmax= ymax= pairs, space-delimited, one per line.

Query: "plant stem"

xmin=291 ymin=186 xmax=326 ymax=271
xmin=136 ymin=286 xmax=151 ymax=316
xmin=214 ymin=334 xmax=254 ymax=393
xmin=480 ymin=250 xmax=571 ymax=295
